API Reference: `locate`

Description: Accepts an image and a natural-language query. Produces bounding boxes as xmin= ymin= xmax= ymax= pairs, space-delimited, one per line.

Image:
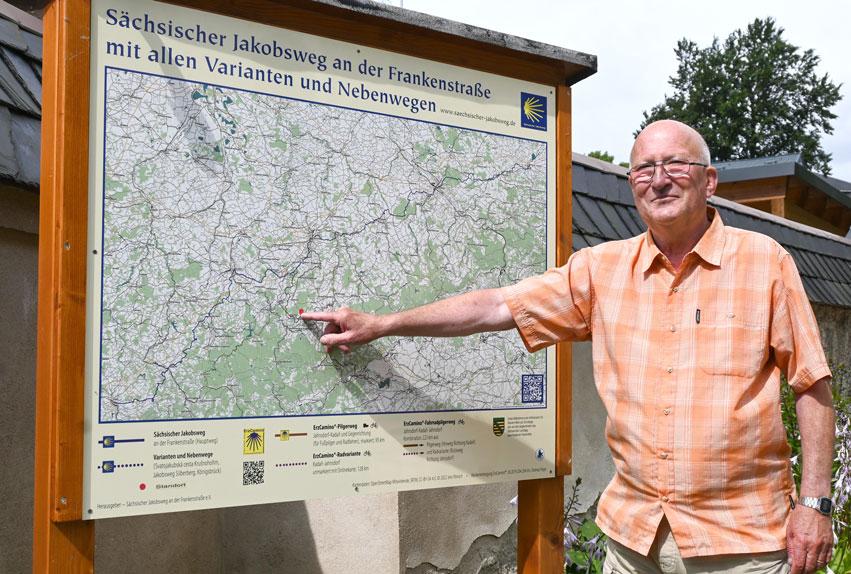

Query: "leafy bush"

xmin=781 ymin=364 xmax=850 ymax=573
xmin=563 ymin=478 xmax=607 ymax=574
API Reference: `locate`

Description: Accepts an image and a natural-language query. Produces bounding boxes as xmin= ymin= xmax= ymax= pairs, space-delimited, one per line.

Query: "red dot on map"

xmin=299 ymin=309 xmax=304 ymax=315
xmin=139 ymin=483 xmax=147 ymax=491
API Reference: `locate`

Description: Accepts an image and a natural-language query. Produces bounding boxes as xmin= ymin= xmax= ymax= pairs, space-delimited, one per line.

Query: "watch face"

xmin=819 ymin=498 xmax=833 ymax=514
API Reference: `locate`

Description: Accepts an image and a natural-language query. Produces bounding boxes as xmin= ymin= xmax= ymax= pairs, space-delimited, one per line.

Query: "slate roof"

xmin=572 ymin=153 xmax=851 ymax=309
xmin=0 ymin=0 xmax=41 ymax=189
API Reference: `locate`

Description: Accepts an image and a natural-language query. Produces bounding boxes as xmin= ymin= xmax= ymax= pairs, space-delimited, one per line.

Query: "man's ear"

xmin=704 ymin=166 xmax=718 ymax=200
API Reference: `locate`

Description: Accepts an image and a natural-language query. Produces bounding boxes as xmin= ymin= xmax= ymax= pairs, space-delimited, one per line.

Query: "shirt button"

xmin=666 ymin=367 xmax=673 ymax=373
xmin=659 ymin=452 xmax=668 ymax=459
xmin=663 ymin=408 xmax=671 ymax=415
xmin=661 ymin=496 xmax=670 ymax=503
xmin=671 ymin=287 xmax=679 ymax=293
xmin=670 ymin=325 xmax=676 ymax=332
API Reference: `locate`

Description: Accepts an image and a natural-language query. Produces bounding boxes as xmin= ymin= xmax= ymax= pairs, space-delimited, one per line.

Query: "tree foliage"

xmin=588 ymin=150 xmax=614 ymax=163
xmin=639 ymin=18 xmax=842 ymax=174
xmin=588 ymin=150 xmax=630 ymax=169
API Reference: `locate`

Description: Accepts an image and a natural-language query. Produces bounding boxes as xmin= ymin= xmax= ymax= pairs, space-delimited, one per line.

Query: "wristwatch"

xmin=798 ymin=496 xmax=834 ymax=516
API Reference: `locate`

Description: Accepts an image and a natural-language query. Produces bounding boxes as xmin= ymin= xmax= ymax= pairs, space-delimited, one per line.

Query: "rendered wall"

xmin=0 ymin=186 xmax=39 ymax=574
xmin=94 ymin=494 xmax=398 ymax=573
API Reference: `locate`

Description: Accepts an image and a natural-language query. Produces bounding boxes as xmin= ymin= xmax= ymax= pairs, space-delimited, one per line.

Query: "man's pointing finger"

xmin=300 ymin=311 xmax=337 ymax=322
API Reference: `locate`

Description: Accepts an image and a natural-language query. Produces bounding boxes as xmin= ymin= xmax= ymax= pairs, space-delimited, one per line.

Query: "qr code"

xmin=521 ymin=374 xmax=545 ymax=403
xmin=243 ymin=461 xmax=265 ymax=485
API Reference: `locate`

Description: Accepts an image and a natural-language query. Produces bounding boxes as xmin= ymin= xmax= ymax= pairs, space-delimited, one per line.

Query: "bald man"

xmin=303 ymin=120 xmax=835 ymax=574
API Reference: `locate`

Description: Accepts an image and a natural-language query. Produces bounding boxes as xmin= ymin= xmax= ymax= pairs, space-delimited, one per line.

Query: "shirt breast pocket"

xmin=696 ymin=310 xmax=768 ymax=378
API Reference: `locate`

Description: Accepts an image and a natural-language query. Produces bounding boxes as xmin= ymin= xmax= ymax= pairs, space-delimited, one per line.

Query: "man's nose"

xmin=650 ymin=164 xmax=672 ymax=188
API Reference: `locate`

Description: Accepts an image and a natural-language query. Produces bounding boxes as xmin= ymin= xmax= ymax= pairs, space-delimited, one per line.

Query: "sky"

xmin=395 ymin=0 xmax=851 ymax=181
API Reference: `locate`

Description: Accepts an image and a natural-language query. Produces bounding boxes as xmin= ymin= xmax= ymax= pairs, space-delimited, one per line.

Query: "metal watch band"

xmin=799 ymin=496 xmax=833 ymax=515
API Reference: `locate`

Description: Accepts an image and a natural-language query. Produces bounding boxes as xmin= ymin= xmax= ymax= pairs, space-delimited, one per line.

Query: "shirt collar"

xmin=691 ymin=207 xmax=725 ymax=267
xmin=639 ymin=207 xmax=725 ymax=273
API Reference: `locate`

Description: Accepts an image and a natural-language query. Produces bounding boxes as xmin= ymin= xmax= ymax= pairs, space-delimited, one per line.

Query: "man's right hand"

xmin=300 ymin=307 xmax=384 ymax=353
xmin=302 ymin=288 xmax=516 ymax=354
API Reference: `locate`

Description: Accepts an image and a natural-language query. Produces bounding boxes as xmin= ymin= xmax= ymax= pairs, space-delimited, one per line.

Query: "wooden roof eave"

xmin=162 ymin=0 xmax=598 ymax=87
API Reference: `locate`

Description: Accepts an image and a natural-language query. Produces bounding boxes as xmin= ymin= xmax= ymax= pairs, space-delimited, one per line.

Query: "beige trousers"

xmin=603 ymin=518 xmax=789 ymax=574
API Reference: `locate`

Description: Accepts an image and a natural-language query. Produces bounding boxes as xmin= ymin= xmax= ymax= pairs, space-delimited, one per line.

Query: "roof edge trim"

xmin=0 ymin=0 xmax=42 ymax=35
xmin=709 ymin=194 xmax=851 ymax=248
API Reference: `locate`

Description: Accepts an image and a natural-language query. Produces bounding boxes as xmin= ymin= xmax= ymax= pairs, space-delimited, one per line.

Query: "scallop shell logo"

xmin=520 ymin=92 xmax=547 ymax=131
xmin=243 ymin=428 xmax=265 ymax=454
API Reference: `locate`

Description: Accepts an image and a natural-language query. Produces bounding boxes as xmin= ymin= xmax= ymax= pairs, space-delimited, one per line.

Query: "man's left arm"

xmin=787 ymin=377 xmax=835 ymax=574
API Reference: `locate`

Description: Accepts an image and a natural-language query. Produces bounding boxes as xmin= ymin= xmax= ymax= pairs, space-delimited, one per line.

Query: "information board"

xmin=84 ymin=0 xmax=557 ymax=518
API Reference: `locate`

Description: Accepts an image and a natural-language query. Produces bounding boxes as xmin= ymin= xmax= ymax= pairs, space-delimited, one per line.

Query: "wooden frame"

xmin=34 ymin=1 xmax=589 ymax=571
xmin=517 ymin=84 xmax=573 ymax=573
xmin=34 ymin=0 xmax=95 ymax=570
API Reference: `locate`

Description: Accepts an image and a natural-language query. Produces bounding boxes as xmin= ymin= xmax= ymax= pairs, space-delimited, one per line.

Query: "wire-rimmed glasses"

xmin=627 ymin=159 xmax=708 ymax=184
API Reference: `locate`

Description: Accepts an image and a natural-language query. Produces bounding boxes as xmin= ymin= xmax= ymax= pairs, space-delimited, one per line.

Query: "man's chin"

xmin=644 ymin=206 xmax=682 ymax=226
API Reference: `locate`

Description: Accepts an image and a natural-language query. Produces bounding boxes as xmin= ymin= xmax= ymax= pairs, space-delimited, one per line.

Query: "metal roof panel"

xmin=714 ymin=154 xmax=801 ymax=170
xmin=714 ymin=154 xmax=799 ymax=182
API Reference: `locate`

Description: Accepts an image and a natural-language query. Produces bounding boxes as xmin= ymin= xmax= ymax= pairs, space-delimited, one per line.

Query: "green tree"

xmin=588 ymin=150 xmax=614 ymax=163
xmin=588 ymin=150 xmax=630 ymax=169
xmin=639 ymin=18 xmax=842 ymax=175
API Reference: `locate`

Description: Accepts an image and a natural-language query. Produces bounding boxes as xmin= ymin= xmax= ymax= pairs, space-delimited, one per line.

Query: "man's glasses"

xmin=627 ymin=159 xmax=708 ymax=183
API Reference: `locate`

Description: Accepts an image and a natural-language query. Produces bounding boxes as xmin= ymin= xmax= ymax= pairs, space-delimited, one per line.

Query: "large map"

xmin=99 ymin=68 xmax=547 ymax=422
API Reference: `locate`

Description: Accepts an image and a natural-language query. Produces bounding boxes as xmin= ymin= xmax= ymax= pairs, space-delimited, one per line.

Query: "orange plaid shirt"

xmin=502 ymin=209 xmax=831 ymax=557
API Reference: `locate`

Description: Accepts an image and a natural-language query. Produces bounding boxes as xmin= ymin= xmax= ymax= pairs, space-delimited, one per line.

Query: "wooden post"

xmin=33 ymin=0 xmax=94 ymax=571
xmin=517 ymin=85 xmax=573 ymax=573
